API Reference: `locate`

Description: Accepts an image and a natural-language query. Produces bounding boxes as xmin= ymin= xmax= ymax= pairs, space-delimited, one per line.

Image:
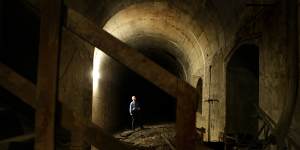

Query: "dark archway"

xmin=92 ymin=40 xmax=186 ymax=133
xmin=225 ymin=44 xmax=259 ymax=142
xmin=196 ymin=78 xmax=203 ymax=113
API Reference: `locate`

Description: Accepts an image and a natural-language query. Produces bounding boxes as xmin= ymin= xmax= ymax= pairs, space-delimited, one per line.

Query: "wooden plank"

xmin=34 ymin=0 xmax=62 ymax=149
xmin=176 ymin=81 xmax=197 ymax=150
xmin=0 ymin=63 xmax=130 ymax=150
xmin=0 ymin=63 xmax=36 ymax=108
xmin=0 ymin=133 xmax=35 ymax=144
xmin=65 ymin=8 xmax=196 ymax=98
xmin=161 ymin=135 xmax=176 ymax=150
xmin=60 ymin=102 xmax=131 ymax=150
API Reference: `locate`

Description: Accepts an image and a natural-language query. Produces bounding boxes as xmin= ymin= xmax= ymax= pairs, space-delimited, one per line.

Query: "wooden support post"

xmin=176 ymin=81 xmax=197 ymax=150
xmin=35 ymin=0 xmax=62 ymax=149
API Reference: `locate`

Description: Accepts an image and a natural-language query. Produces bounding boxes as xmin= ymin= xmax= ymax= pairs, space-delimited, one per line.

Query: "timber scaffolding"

xmin=0 ymin=0 xmax=198 ymax=150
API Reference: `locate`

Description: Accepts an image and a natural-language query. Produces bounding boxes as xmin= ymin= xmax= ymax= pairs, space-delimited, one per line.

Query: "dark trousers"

xmin=131 ymin=111 xmax=143 ymax=130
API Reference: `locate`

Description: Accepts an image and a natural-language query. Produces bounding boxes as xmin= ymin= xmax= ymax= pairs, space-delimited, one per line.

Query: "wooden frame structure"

xmin=0 ymin=0 xmax=198 ymax=150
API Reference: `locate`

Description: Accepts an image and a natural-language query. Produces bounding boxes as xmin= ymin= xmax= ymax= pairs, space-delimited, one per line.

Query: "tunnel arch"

xmin=102 ymin=1 xmax=206 ymax=84
xmin=225 ymin=44 xmax=259 ymax=144
xmin=91 ymin=1 xmax=212 ymax=133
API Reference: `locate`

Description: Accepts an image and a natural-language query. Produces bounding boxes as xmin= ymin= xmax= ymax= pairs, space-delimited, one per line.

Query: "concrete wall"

xmin=208 ymin=1 xmax=300 ymax=146
xmin=92 ymin=49 xmax=128 ymax=133
xmin=59 ymin=29 xmax=94 ymax=149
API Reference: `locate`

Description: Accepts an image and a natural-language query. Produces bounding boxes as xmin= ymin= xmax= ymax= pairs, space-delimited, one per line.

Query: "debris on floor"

xmin=114 ymin=124 xmax=176 ymax=150
xmin=114 ymin=123 xmax=214 ymax=150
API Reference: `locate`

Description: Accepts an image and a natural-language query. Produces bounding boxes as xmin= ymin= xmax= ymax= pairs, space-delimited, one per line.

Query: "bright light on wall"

xmin=92 ymin=48 xmax=107 ymax=90
xmin=92 ymin=69 xmax=100 ymax=80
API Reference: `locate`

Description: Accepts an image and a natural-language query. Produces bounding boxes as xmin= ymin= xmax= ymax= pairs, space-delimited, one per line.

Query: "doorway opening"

xmin=225 ymin=44 xmax=259 ymax=144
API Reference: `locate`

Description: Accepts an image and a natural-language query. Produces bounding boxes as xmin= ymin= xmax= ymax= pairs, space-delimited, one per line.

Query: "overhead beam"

xmin=0 ymin=63 xmax=130 ymax=150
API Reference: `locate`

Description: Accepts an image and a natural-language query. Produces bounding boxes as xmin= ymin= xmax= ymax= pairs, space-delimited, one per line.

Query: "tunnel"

xmin=3 ymin=0 xmax=300 ymax=149
xmin=92 ymin=37 xmax=186 ymax=132
xmin=225 ymin=44 xmax=259 ymax=144
xmin=91 ymin=1 xmax=206 ymax=134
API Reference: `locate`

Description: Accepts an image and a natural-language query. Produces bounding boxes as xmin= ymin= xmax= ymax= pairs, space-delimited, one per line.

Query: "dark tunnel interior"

xmin=92 ymin=33 xmax=187 ymax=132
xmin=97 ymin=44 xmax=185 ymax=132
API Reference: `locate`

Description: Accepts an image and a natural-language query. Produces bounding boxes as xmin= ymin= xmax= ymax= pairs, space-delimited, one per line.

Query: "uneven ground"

xmin=114 ymin=124 xmax=176 ymax=150
xmin=114 ymin=123 xmax=214 ymax=150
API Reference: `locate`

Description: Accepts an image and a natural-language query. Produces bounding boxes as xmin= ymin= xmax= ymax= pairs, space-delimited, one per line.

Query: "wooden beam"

xmin=176 ymin=82 xmax=197 ymax=150
xmin=34 ymin=0 xmax=62 ymax=149
xmin=161 ymin=135 xmax=176 ymax=150
xmin=60 ymin=101 xmax=131 ymax=150
xmin=0 ymin=63 xmax=36 ymax=108
xmin=0 ymin=63 xmax=130 ymax=150
xmin=65 ymin=9 xmax=196 ymax=98
xmin=0 ymin=133 xmax=35 ymax=144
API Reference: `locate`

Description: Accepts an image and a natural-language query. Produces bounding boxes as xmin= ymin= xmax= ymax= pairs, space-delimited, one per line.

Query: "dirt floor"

xmin=114 ymin=123 xmax=214 ymax=150
xmin=114 ymin=124 xmax=176 ymax=150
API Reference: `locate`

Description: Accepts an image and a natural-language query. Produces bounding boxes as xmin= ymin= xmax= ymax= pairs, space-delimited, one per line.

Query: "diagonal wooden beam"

xmin=0 ymin=63 xmax=130 ymax=150
xmin=65 ymin=9 xmax=197 ymax=150
xmin=0 ymin=63 xmax=36 ymax=108
xmin=65 ymin=8 xmax=196 ymax=97
xmin=23 ymin=0 xmax=196 ymax=98
xmin=0 ymin=133 xmax=35 ymax=144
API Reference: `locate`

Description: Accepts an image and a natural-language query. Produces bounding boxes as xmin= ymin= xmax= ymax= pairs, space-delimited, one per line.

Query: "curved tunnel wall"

xmin=92 ymin=1 xmax=209 ymax=133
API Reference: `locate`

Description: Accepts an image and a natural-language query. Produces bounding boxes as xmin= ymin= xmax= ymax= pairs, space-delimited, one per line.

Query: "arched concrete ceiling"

xmin=50 ymin=0 xmax=243 ymax=85
xmin=102 ymin=1 xmax=213 ymax=85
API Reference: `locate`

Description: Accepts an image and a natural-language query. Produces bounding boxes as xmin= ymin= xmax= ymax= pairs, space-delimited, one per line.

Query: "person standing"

xmin=129 ymin=96 xmax=143 ymax=130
